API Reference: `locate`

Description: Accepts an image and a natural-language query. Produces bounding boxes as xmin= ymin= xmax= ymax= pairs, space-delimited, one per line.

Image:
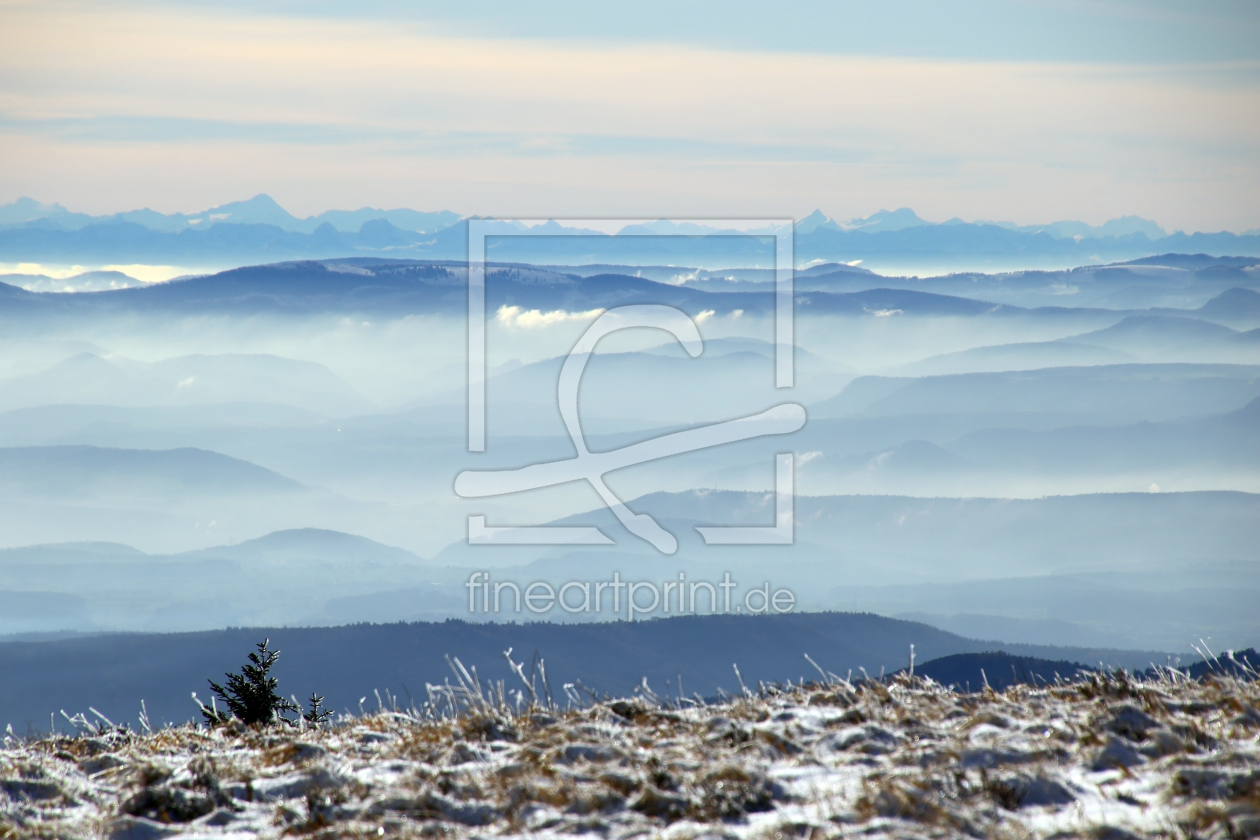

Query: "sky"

xmin=1 ymin=0 xmax=1258 ymax=231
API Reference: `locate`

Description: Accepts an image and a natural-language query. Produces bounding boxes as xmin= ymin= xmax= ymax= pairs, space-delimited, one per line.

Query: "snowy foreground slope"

xmin=3 ymin=670 xmax=1258 ymax=840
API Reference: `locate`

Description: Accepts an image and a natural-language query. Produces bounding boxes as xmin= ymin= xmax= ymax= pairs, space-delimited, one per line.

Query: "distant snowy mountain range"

xmin=0 ymin=194 xmax=460 ymax=236
xmin=794 ymin=207 xmax=1173 ymax=240
xmin=1 ymin=194 xmax=1258 ymax=271
xmin=0 ymin=193 xmax=1199 ymax=240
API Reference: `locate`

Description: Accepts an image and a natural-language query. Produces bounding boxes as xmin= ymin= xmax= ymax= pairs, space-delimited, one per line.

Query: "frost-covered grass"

xmin=2 ymin=661 xmax=1258 ymax=840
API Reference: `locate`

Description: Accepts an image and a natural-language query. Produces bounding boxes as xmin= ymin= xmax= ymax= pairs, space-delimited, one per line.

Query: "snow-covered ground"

xmin=3 ymin=669 xmax=1258 ymax=839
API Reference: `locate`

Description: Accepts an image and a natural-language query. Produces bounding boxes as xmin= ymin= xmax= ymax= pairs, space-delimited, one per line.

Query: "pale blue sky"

xmin=1 ymin=0 xmax=1257 ymax=229
xmin=142 ymin=0 xmax=1260 ymax=64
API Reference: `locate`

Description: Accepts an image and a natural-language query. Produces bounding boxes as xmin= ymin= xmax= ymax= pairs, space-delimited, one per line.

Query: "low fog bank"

xmin=0 ymin=488 xmax=1254 ymax=652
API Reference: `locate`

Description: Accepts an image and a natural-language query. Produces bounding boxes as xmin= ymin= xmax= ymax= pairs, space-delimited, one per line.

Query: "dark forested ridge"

xmin=0 ymin=612 xmax=1174 ymax=734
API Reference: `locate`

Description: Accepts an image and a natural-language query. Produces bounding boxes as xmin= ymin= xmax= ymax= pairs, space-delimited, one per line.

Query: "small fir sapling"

xmin=304 ymin=692 xmax=333 ymax=725
xmin=203 ymin=638 xmax=300 ymax=726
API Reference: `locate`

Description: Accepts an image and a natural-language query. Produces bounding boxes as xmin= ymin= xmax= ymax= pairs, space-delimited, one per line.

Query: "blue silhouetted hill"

xmin=894 ymin=651 xmax=1095 ymax=691
xmin=1197 ymin=288 xmax=1260 ymax=323
xmin=0 ymin=259 xmax=1133 ymax=321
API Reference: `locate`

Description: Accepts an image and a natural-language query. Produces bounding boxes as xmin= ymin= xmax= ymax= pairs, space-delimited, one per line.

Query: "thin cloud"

xmin=494 ymin=305 xmax=605 ymax=329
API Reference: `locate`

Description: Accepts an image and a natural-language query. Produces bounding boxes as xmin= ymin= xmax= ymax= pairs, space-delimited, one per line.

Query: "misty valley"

xmin=0 ymin=251 xmax=1256 ymax=660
